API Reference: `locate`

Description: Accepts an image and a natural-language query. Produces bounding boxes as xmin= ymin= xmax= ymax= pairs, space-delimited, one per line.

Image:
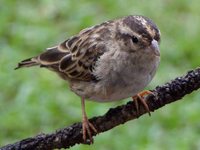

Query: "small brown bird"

xmin=15 ymin=15 xmax=161 ymax=143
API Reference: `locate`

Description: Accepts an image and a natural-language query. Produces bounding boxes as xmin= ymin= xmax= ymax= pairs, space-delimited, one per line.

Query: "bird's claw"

xmin=132 ymin=90 xmax=153 ymax=116
xmin=82 ymin=117 xmax=97 ymax=144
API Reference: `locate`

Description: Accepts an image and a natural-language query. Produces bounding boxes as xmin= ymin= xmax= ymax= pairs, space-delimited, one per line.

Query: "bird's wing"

xmin=39 ymin=23 xmax=112 ymax=81
xmin=58 ymin=25 xmax=112 ymax=81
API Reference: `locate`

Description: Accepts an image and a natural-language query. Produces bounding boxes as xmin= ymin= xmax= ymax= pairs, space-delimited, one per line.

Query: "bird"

xmin=15 ymin=15 xmax=161 ymax=143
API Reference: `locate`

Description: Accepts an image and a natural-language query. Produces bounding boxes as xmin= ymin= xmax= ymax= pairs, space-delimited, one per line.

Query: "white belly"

xmin=89 ymin=64 xmax=157 ymax=102
xmin=70 ymin=50 xmax=160 ymax=102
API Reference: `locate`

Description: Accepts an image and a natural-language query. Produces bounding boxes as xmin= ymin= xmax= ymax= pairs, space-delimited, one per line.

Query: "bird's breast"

xmin=92 ymin=50 xmax=159 ymax=101
xmin=71 ymin=50 xmax=160 ymax=102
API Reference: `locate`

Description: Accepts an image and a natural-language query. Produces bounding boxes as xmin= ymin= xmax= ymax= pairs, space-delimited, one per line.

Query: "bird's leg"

xmin=132 ymin=90 xmax=153 ymax=116
xmin=81 ymin=97 xmax=97 ymax=144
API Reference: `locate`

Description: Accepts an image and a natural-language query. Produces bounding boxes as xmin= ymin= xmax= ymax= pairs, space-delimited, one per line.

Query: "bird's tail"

xmin=15 ymin=57 xmax=39 ymax=70
xmin=15 ymin=46 xmax=69 ymax=70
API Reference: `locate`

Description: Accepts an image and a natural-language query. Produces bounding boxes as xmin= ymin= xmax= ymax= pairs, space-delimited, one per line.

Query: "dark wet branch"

xmin=1 ymin=67 xmax=200 ymax=150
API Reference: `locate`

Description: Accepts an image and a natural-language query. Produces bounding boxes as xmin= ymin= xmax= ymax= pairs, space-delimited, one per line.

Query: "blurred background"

xmin=1 ymin=0 xmax=200 ymax=149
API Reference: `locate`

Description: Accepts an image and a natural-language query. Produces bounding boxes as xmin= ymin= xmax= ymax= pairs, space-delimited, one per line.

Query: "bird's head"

xmin=115 ymin=15 xmax=161 ymax=57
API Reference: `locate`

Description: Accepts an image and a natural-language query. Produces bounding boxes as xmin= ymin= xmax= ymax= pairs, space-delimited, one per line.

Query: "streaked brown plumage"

xmin=16 ymin=20 xmax=114 ymax=82
xmin=16 ymin=15 xmax=161 ymax=143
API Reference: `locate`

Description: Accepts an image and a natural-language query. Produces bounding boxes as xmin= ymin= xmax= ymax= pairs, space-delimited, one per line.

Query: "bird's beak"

xmin=150 ymin=39 xmax=160 ymax=56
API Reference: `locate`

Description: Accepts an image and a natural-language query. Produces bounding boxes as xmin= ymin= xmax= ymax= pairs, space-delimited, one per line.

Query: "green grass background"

xmin=1 ymin=0 xmax=200 ymax=149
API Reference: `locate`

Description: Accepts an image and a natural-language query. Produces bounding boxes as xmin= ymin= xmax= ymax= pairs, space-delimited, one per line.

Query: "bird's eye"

xmin=131 ymin=36 xmax=138 ymax=43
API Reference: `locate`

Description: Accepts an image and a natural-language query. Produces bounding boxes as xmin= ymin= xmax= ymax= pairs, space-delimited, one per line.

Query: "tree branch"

xmin=1 ymin=67 xmax=200 ymax=150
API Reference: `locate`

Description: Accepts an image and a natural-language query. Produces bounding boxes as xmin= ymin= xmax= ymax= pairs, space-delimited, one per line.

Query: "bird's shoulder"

xmin=57 ymin=21 xmax=115 ymax=81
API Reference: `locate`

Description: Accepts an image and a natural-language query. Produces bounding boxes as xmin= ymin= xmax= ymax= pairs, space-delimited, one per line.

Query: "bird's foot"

xmin=82 ymin=116 xmax=97 ymax=144
xmin=132 ymin=90 xmax=153 ymax=116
